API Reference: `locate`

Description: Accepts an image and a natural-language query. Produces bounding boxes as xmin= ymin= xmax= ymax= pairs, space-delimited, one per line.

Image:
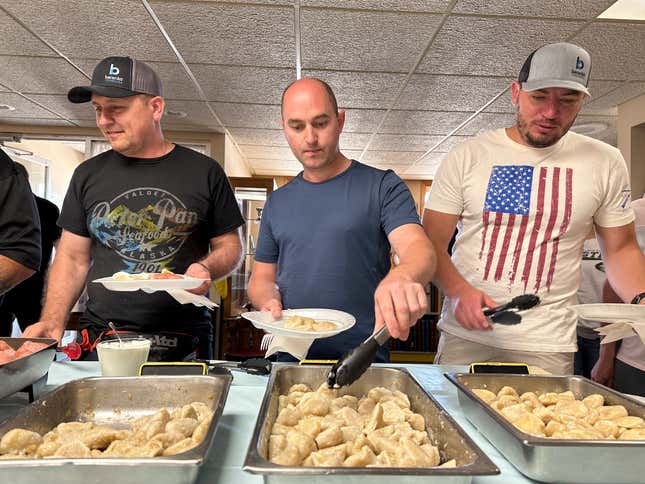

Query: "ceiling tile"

xmin=583 ymin=81 xmax=645 ymax=114
xmin=574 ymin=22 xmax=645 ymax=81
xmin=397 ymin=75 xmax=511 ymax=111
xmin=150 ymin=1 xmax=295 ymax=67
xmin=190 ymin=65 xmax=294 ymax=104
xmin=0 ymin=10 xmax=52 ymax=56
xmin=26 ymin=94 xmax=94 ymax=120
xmin=0 ymin=92 xmax=62 ymax=119
xmin=303 ymin=70 xmax=406 ymax=109
xmin=212 ymin=103 xmax=282 ymax=129
xmin=300 ymin=9 xmax=442 ymax=72
xmin=301 ymin=1 xmax=450 ymax=12
xmin=0 ymin=56 xmax=90 ymax=95
xmin=4 ymin=0 xmax=177 ymax=62
xmin=228 ymin=128 xmax=287 ymax=146
xmin=361 ymin=151 xmax=424 ymax=165
xmin=369 ymin=134 xmax=446 ymax=151
xmin=380 ymin=110 xmax=470 ymax=135
xmin=453 ymin=0 xmax=615 ymax=19
xmin=417 ymin=16 xmax=584 ymax=77
xmin=342 ymin=109 xmax=387 ymax=133
xmin=72 ymin=58 xmax=200 ymax=101
xmin=456 ymin=112 xmax=516 ymax=136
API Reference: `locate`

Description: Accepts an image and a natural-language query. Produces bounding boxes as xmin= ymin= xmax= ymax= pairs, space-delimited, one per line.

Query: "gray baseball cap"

xmin=518 ymin=42 xmax=591 ymax=96
xmin=68 ymin=56 xmax=163 ymax=103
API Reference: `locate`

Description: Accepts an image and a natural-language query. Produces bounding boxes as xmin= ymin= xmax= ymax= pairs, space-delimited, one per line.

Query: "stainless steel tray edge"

xmin=446 ymin=372 xmax=645 ymax=484
xmin=243 ymin=364 xmax=499 ymax=480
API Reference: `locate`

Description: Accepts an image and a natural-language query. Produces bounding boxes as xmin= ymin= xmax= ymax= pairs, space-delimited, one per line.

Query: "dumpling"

xmin=343 ymin=445 xmax=376 ymax=467
xmin=315 ymin=426 xmax=343 ymax=449
xmin=165 ymin=418 xmax=199 ymax=438
xmin=582 ymin=394 xmax=604 ymax=409
xmin=472 ymin=389 xmax=497 ymax=404
xmin=285 ymin=429 xmax=316 ymax=459
xmin=381 ymin=401 xmax=406 ymax=425
xmin=0 ymin=429 xmax=43 ymax=455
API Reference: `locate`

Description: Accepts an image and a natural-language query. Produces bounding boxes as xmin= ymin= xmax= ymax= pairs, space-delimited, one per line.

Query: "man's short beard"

xmin=515 ymin=107 xmax=577 ymax=148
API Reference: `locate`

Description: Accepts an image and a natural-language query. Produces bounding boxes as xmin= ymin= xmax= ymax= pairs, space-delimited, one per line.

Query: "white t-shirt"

xmin=426 ymin=128 xmax=634 ymax=352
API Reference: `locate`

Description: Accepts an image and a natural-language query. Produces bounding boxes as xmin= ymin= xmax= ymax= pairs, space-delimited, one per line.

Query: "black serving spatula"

xmin=483 ymin=294 xmax=540 ymax=325
xmin=327 ymin=325 xmax=390 ymax=389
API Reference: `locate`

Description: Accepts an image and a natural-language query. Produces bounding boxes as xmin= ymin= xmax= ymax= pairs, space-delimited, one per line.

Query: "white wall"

xmin=617 ymin=92 xmax=645 ymax=199
xmin=224 ymin=135 xmax=252 ymax=177
xmin=6 ymin=139 xmax=85 ymax=208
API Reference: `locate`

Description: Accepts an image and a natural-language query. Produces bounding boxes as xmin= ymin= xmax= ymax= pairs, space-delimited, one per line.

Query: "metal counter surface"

xmin=0 ymin=362 xmax=538 ymax=484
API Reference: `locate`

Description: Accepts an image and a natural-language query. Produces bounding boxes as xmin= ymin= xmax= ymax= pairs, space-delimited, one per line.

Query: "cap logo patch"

xmin=575 ymin=57 xmax=584 ymax=70
xmin=104 ymin=63 xmax=124 ymax=85
xmin=571 ymin=56 xmax=586 ymax=79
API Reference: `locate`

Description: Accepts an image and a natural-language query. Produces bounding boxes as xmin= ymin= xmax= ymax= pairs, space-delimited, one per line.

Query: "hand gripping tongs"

xmin=483 ymin=294 xmax=540 ymax=325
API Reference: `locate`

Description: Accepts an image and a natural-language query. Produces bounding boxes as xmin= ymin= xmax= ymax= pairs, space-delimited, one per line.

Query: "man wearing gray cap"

xmin=23 ymin=57 xmax=244 ymax=360
xmin=422 ymin=43 xmax=645 ymax=374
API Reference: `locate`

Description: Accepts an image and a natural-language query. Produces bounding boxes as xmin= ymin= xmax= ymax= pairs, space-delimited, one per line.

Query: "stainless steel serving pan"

xmin=446 ymin=373 xmax=645 ymax=484
xmin=0 ymin=337 xmax=57 ymax=400
xmin=0 ymin=373 xmax=232 ymax=484
xmin=244 ymin=365 xmax=499 ymax=484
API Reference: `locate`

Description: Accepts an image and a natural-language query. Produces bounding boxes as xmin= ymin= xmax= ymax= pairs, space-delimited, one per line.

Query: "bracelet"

xmin=630 ymin=291 xmax=645 ymax=305
xmin=196 ymin=261 xmax=211 ymax=277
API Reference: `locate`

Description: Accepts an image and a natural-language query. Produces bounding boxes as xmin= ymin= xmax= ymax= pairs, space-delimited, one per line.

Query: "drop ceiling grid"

xmin=0 ymin=1 xmax=643 ymax=179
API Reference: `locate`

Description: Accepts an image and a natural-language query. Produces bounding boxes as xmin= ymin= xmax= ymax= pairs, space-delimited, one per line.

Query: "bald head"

xmin=281 ymin=78 xmax=338 ymax=118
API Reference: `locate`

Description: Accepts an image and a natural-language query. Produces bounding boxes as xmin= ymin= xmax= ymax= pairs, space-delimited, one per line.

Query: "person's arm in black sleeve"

xmin=0 ymin=150 xmax=41 ymax=295
xmin=184 ymin=161 xmax=244 ymax=295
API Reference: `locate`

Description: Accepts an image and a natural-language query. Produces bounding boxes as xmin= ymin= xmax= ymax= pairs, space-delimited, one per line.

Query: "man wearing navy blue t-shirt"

xmin=248 ymin=78 xmax=436 ymax=361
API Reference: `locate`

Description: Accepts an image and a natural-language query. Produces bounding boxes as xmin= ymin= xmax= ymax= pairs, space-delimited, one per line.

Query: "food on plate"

xmin=0 ymin=340 xmax=49 ymax=365
xmin=283 ymin=315 xmax=338 ymax=332
xmin=473 ymin=386 xmax=645 ymax=439
xmin=0 ymin=402 xmax=214 ymax=459
xmin=268 ymin=383 xmax=450 ymax=467
xmin=112 ymin=268 xmax=183 ymax=281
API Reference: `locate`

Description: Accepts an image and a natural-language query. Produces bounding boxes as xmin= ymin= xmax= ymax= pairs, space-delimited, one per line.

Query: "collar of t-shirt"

xmin=114 ymin=145 xmax=178 ymax=166
xmin=499 ymin=127 xmax=567 ymax=157
xmin=297 ymin=159 xmax=357 ymax=185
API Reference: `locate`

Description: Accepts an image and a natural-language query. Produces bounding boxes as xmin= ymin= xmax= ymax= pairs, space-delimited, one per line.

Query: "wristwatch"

xmin=630 ymin=291 xmax=645 ymax=305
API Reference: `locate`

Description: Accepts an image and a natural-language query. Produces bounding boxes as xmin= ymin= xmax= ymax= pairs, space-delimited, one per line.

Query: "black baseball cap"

xmin=68 ymin=56 xmax=163 ymax=103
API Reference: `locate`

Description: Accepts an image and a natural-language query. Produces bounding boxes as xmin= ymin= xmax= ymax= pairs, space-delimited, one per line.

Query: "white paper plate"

xmin=93 ymin=276 xmax=208 ymax=292
xmin=570 ymin=303 xmax=645 ymax=322
xmin=241 ymin=308 xmax=356 ymax=339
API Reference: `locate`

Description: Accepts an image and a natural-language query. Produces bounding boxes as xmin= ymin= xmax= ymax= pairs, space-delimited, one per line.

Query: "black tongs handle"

xmin=483 ymin=294 xmax=540 ymax=324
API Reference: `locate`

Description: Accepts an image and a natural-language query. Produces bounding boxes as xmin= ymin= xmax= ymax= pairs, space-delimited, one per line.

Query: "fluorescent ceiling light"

xmin=598 ymin=0 xmax=645 ymax=20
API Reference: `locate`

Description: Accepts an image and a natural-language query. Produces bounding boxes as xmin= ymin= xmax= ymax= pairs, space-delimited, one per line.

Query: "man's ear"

xmin=510 ymin=81 xmax=521 ymax=106
xmin=150 ymin=96 xmax=165 ymax=121
xmin=337 ymin=110 xmax=346 ymax=133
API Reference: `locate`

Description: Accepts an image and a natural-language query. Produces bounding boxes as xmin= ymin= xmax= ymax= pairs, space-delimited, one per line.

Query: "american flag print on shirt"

xmin=479 ymin=165 xmax=573 ymax=293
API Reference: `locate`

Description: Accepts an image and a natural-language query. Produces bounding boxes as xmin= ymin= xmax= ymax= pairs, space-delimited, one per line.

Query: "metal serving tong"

xmin=327 ymin=325 xmax=391 ymax=389
xmin=483 ymin=294 xmax=540 ymax=325
xmin=194 ymin=357 xmax=272 ymax=376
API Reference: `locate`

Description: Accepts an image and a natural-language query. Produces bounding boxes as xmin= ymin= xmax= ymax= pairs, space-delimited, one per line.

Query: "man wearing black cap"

xmin=23 ymin=57 xmax=244 ymax=360
xmin=422 ymin=43 xmax=645 ymax=374
xmin=0 ymin=149 xmax=41 ymax=298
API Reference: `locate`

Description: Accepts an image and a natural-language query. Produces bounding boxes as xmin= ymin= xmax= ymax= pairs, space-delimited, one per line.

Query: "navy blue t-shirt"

xmin=254 ymin=160 xmax=420 ymax=361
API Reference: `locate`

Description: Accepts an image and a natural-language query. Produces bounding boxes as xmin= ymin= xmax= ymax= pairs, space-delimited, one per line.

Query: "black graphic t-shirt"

xmin=59 ymin=145 xmax=243 ymax=334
